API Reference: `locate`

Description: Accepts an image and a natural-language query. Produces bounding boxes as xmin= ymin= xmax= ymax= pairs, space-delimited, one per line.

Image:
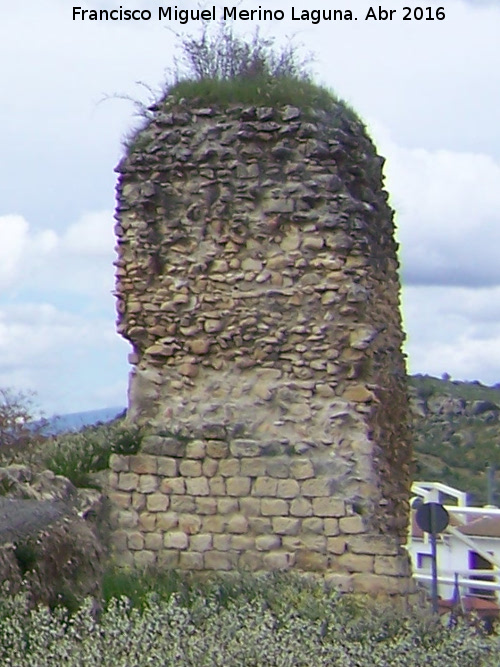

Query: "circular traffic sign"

xmin=416 ymin=502 xmax=449 ymax=534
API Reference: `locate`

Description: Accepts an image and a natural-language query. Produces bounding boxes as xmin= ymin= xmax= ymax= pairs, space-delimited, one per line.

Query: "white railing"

xmin=412 ymin=481 xmax=468 ymax=507
xmin=409 ymin=481 xmax=500 ymax=602
xmin=414 ymin=573 xmax=500 ymax=594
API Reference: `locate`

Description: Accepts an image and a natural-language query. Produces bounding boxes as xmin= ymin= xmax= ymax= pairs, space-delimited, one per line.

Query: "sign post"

xmin=416 ymin=502 xmax=450 ymax=614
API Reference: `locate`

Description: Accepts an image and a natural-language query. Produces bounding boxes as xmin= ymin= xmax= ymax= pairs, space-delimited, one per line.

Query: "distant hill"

xmin=410 ymin=375 xmax=500 ymax=505
xmin=39 ymin=407 xmax=126 ymax=435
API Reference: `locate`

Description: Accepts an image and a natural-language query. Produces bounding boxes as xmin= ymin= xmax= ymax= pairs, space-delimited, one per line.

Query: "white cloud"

xmin=0 ymin=209 xmax=116 ymax=298
xmin=372 ymin=124 xmax=500 ymax=287
xmin=0 ymin=210 xmax=127 ymax=412
xmin=0 ymin=301 xmax=128 ymax=414
xmin=0 ymin=215 xmax=28 ymax=287
xmin=402 ymin=285 xmax=500 ymax=384
xmin=62 ymin=210 xmax=115 ymax=256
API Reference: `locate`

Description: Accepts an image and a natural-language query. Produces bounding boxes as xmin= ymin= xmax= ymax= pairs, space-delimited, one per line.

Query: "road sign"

xmin=416 ymin=502 xmax=449 ymax=534
xmin=415 ymin=502 xmax=450 ymax=614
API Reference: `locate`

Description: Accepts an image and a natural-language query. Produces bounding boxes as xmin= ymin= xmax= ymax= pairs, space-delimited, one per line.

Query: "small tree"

xmin=0 ymin=388 xmax=47 ymax=463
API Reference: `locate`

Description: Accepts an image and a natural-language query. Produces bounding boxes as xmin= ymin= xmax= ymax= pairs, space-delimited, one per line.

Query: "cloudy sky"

xmin=1 ymin=0 xmax=499 ymax=415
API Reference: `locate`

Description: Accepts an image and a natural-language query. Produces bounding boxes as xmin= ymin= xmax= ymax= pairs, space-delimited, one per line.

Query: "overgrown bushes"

xmin=43 ymin=422 xmax=143 ymax=488
xmin=0 ymin=571 xmax=498 ymax=666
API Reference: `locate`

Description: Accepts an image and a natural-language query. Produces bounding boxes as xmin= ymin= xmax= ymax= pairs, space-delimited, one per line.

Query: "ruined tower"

xmin=110 ymin=97 xmax=413 ymax=594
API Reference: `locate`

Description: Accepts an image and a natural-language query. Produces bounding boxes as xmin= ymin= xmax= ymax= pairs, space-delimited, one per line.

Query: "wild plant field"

xmin=0 ymin=572 xmax=498 ymax=667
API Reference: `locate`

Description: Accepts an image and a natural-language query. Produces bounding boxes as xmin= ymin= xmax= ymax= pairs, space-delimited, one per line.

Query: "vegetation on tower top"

xmin=153 ymin=23 xmax=362 ymax=123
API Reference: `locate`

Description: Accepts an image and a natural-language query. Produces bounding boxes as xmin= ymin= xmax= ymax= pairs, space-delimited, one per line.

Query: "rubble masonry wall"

xmin=110 ymin=102 xmax=413 ymax=594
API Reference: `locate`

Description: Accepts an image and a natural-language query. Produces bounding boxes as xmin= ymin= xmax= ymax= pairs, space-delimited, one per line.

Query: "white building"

xmin=407 ymin=482 xmax=500 ymax=615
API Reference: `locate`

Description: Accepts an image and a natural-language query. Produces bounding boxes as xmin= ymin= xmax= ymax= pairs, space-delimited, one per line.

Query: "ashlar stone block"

xmin=117 ymin=472 xmax=139 ymax=492
xmin=261 ymin=498 xmax=289 ymax=516
xmin=160 ymin=477 xmax=185 ymax=494
xmin=289 ymin=497 xmax=313 ymax=517
xmin=156 ymin=511 xmax=178 ymax=531
xmin=185 ymin=477 xmax=210 ymax=496
xmin=139 ymin=475 xmax=158 ymax=494
xmin=252 ymin=477 xmax=278 ymax=497
xmin=204 ymin=551 xmax=236 ymax=570
xmin=179 ymin=460 xmax=202 ymax=477
xmin=130 ymin=454 xmax=157 ymax=474
xmin=179 ymin=552 xmax=204 ymax=570
xmin=190 ymin=533 xmax=213 ymax=552
xmin=339 ymin=515 xmax=365 ymax=534
xmin=226 ymin=476 xmax=252 ymax=496
xmin=164 ymin=531 xmax=189 ymax=550
xmin=272 ymin=517 xmax=301 ymax=535
xmin=256 ymin=535 xmax=281 ymax=551
xmin=157 ymin=458 xmax=178 ymax=477
xmin=301 ymin=477 xmax=337 ymax=497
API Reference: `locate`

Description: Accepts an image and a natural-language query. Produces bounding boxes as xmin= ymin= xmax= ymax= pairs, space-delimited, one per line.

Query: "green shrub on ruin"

xmin=122 ymin=22 xmax=363 ymax=155
xmin=166 ymin=24 xmax=360 ymax=118
xmin=44 ymin=422 xmax=143 ymax=488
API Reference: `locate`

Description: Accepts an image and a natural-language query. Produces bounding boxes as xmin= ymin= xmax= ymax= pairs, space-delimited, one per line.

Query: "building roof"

xmin=457 ymin=515 xmax=500 ymax=538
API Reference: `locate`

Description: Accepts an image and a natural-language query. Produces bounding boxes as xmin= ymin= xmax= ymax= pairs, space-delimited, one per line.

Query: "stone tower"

xmin=110 ymin=100 xmax=413 ymax=594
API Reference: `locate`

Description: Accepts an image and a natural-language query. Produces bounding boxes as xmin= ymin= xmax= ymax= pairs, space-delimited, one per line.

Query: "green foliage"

xmin=44 ymin=422 xmax=143 ymax=488
xmin=174 ymin=25 xmax=309 ymax=82
xmin=0 ymin=572 xmax=498 ymax=666
xmin=411 ymin=374 xmax=500 ymax=504
xmin=13 ymin=542 xmax=38 ymax=576
xmin=102 ymin=567 xmax=184 ymax=611
xmin=166 ymin=75 xmax=347 ymax=116
xmin=122 ymin=23 xmax=362 ymax=154
xmin=164 ymin=24 xmax=358 ymax=118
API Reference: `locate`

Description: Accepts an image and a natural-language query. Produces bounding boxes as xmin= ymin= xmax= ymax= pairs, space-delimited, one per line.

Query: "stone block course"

xmin=180 ymin=552 xmax=204 ymax=570
xmin=134 ymin=551 xmax=156 ymax=569
xmin=218 ymin=459 xmax=240 ymax=477
xmin=190 ymin=534 xmax=213 ymax=552
xmin=144 ymin=533 xmax=163 ymax=551
xmin=276 ymin=479 xmax=300 ymax=499
xmin=170 ymin=496 xmax=195 ymax=513
xmin=178 ymin=514 xmax=202 ymax=535
xmin=204 ymin=551 xmax=236 ymax=570
xmin=159 ymin=477 xmax=185 ymax=494
xmin=108 ymin=491 xmax=131 ymax=509
xmin=339 ymin=515 xmax=365 ymax=534
xmin=301 ymin=478 xmax=337 ymax=497
xmin=156 ymin=512 xmax=178 ymax=531
xmin=207 ymin=441 xmax=229 ymax=459
xmin=217 ymin=498 xmax=238 ymax=515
